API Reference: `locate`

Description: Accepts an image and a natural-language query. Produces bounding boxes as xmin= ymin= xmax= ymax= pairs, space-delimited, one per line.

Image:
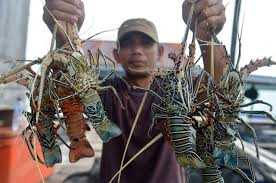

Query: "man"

xmin=43 ymin=0 xmax=228 ymax=182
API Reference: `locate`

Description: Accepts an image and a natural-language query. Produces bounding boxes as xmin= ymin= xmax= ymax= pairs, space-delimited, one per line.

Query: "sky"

xmin=26 ymin=0 xmax=276 ymax=76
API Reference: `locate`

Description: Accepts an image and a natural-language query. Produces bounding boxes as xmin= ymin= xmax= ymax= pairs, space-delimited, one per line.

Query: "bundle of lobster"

xmin=0 ymin=8 xmax=122 ymax=167
xmin=149 ymin=2 xmax=276 ymax=182
xmin=152 ymin=43 xmax=276 ymax=183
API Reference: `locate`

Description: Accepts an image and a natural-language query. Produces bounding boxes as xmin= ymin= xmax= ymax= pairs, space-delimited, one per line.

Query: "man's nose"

xmin=130 ymin=43 xmax=143 ymax=55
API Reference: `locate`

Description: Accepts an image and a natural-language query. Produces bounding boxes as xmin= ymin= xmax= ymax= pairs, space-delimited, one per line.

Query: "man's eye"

xmin=142 ymin=37 xmax=154 ymax=46
xmin=120 ymin=39 xmax=131 ymax=48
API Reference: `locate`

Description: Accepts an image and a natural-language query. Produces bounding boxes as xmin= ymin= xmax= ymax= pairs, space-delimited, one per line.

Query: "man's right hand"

xmin=182 ymin=0 xmax=226 ymax=41
xmin=43 ymin=0 xmax=85 ymax=33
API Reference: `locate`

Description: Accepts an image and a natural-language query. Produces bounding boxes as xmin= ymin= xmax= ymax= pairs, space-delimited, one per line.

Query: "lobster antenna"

xmin=230 ymin=0 xmax=242 ymax=65
xmin=235 ymin=5 xmax=246 ymax=70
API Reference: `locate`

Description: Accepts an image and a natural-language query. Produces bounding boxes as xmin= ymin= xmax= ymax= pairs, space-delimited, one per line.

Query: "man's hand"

xmin=182 ymin=0 xmax=226 ymax=41
xmin=43 ymin=0 xmax=85 ymax=33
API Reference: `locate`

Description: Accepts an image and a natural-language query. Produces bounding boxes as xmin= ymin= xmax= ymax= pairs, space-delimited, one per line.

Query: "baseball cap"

xmin=118 ymin=18 xmax=159 ymax=42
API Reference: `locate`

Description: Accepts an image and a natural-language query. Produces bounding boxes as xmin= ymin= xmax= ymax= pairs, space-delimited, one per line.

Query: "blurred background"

xmin=0 ymin=0 xmax=276 ymax=182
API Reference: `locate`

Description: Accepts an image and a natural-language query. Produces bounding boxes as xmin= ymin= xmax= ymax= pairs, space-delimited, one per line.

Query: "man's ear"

xmin=113 ymin=48 xmax=121 ymax=64
xmin=157 ymin=44 xmax=164 ymax=61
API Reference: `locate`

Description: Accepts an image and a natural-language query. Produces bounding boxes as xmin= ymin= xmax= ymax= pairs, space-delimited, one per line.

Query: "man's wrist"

xmin=197 ymin=32 xmax=212 ymax=43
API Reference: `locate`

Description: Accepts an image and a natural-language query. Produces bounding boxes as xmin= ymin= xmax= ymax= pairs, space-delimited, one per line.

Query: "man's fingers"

xmin=47 ymin=0 xmax=82 ymax=17
xmin=45 ymin=0 xmax=84 ymax=25
xmin=77 ymin=1 xmax=85 ymax=29
xmin=51 ymin=10 xmax=78 ymax=24
xmin=43 ymin=0 xmax=85 ymax=44
xmin=197 ymin=3 xmax=225 ymax=23
xmin=182 ymin=0 xmax=226 ymax=40
xmin=200 ymin=3 xmax=225 ymax=20
xmin=61 ymin=0 xmax=82 ymax=8
xmin=198 ymin=15 xmax=226 ymax=33
xmin=80 ymin=1 xmax=85 ymax=16
xmin=196 ymin=0 xmax=225 ymax=34
xmin=195 ymin=0 xmax=219 ymax=14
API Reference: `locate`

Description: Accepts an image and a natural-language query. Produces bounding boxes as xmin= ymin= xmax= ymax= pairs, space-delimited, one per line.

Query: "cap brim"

xmin=118 ymin=31 xmax=158 ymax=43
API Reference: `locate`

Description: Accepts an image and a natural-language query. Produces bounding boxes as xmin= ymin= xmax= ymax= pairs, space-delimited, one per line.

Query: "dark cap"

xmin=118 ymin=18 xmax=159 ymax=42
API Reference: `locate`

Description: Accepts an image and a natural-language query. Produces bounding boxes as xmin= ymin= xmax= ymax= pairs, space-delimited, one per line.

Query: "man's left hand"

xmin=182 ymin=0 xmax=226 ymax=41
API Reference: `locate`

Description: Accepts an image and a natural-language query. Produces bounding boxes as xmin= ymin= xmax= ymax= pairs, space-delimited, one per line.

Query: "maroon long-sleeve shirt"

xmin=99 ymin=76 xmax=183 ymax=183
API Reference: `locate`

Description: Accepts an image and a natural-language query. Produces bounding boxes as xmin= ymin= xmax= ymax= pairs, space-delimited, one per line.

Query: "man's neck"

xmin=125 ymin=75 xmax=153 ymax=89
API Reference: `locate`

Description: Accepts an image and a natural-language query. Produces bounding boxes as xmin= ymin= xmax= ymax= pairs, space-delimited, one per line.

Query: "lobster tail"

xmin=166 ymin=118 xmax=205 ymax=168
xmin=201 ymin=166 xmax=224 ymax=183
xmin=61 ymin=96 xmax=95 ymax=162
xmin=36 ymin=118 xmax=62 ymax=167
xmin=31 ymin=88 xmax=62 ymax=167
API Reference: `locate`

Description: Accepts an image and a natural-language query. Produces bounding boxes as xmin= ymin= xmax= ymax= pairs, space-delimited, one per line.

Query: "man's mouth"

xmin=129 ymin=60 xmax=146 ymax=67
xmin=127 ymin=67 xmax=151 ymax=75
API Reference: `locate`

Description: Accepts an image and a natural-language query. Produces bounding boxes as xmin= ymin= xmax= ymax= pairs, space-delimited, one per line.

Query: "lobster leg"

xmin=237 ymin=117 xmax=259 ymax=159
xmin=240 ymin=100 xmax=272 ymax=111
xmin=240 ymin=110 xmax=276 ymax=123
xmin=0 ymin=60 xmax=39 ymax=84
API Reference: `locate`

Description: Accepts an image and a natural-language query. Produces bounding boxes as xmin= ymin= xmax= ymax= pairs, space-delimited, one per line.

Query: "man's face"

xmin=114 ymin=32 xmax=163 ymax=78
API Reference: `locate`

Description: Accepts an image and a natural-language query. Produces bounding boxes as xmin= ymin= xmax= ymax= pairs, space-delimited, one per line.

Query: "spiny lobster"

xmin=0 ymin=7 xmax=123 ymax=166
